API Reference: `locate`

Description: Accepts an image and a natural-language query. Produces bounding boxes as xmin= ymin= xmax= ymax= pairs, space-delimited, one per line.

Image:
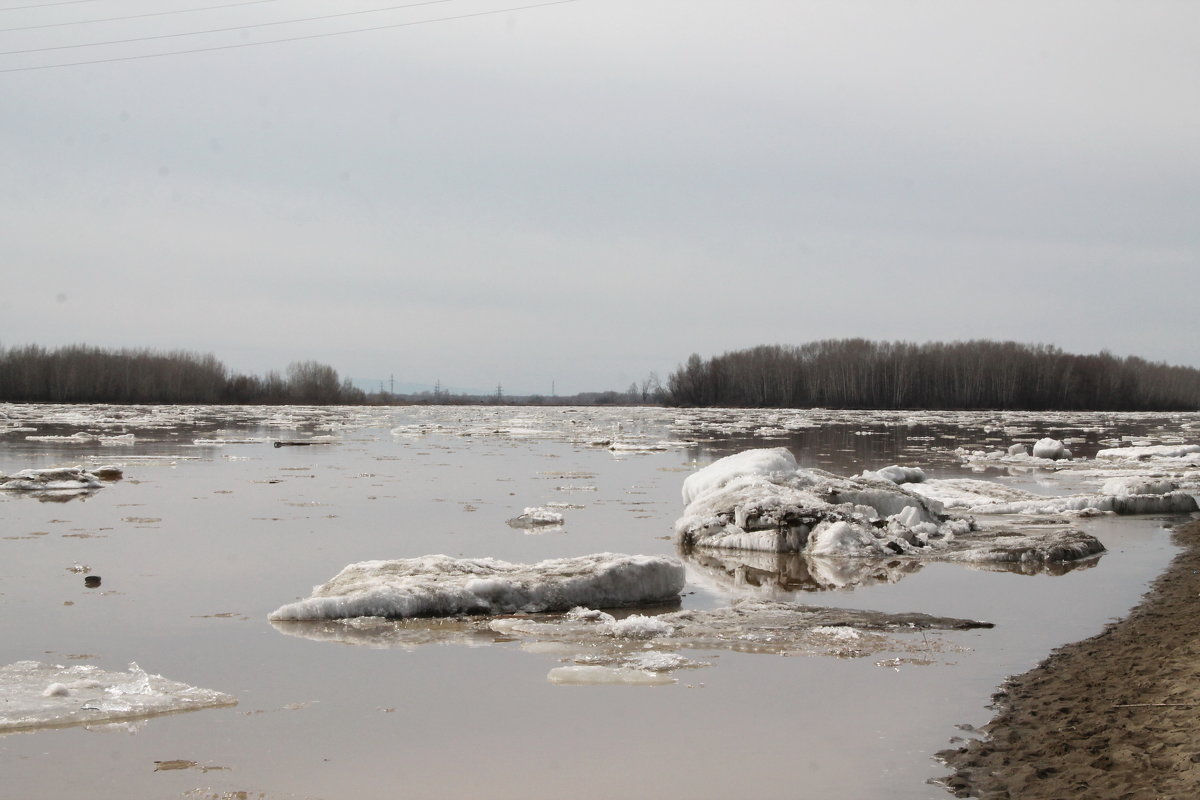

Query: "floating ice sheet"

xmin=506 ymin=507 xmax=566 ymax=529
xmin=268 ymin=553 xmax=687 ymax=621
xmin=0 ymin=661 xmax=236 ymax=734
xmin=0 ymin=466 xmax=121 ymax=498
xmin=908 ymin=477 xmax=1199 ymax=516
xmin=271 ymin=600 xmax=992 ymax=681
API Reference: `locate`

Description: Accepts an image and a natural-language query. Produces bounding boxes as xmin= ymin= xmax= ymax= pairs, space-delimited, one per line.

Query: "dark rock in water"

xmin=84 ymin=575 xmax=101 ymax=588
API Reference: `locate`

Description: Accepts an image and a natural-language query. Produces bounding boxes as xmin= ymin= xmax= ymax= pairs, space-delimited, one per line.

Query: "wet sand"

xmin=939 ymin=519 xmax=1200 ymax=799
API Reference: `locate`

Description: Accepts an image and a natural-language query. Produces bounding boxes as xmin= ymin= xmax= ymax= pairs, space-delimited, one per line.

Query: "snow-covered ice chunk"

xmin=505 ymin=507 xmax=565 ymax=529
xmin=676 ymin=448 xmax=1109 ymax=563
xmin=608 ymin=439 xmax=671 ymax=452
xmin=812 ymin=625 xmax=861 ymax=641
xmin=0 ymin=661 xmax=236 ymax=733
xmin=1031 ymin=438 xmax=1071 ymax=460
xmin=0 ymin=466 xmax=108 ymax=493
xmin=268 ymin=553 xmax=687 ymax=621
xmin=934 ymin=525 xmax=1105 ymax=566
xmin=676 ymin=448 xmax=955 ymax=555
xmin=1099 ymin=477 xmax=1180 ymax=497
xmin=607 ymin=614 xmax=675 ymax=639
xmin=23 ymin=431 xmax=96 ymax=443
xmin=681 ymin=447 xmax=799 ymax=505
xmin=859 ymin=465 xmax=925 ymax=485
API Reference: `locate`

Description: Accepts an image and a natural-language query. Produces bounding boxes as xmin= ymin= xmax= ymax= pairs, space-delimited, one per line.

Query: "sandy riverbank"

xmin=938 ymin=518 xmax=1200 ymax=799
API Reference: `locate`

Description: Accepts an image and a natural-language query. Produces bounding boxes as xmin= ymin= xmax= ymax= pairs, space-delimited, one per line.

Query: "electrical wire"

xmin=0 ymin=0 xmax=581 ymax=73
xmin=1 ymin=0 xmax=285 ymax=33
xmin=1 ymin=0 xmax=101 ymax=11
xmin=0 ymin=0 xmax=460 ymax=54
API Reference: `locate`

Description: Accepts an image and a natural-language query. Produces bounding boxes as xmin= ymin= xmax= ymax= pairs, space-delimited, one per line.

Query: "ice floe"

xmin=676 ymin=448 xmax=1112 ymax=566
xmin=859 ymin=465 xmax=926 ymax=485
xmin=0 ymin=465 xmax=122 ymax=495
xmin=906 ymin=477 xmax=1198 ymax=516
xmin=1096 ymin=444 xmax=1200 ymax=460
xmin=506 ymin=507 xmax=566 ymax=529
xmin=676 ymin=448 xmax=970 ymax=556
xmin=0 ymin=661 xmax=236 ymax=733
xmin=271 ymin=600 xmax=992 ymax=682
xmin=1031 ymin=437 xmax=1072 ymax=460
xmin=268 ymin=553 xmax=687 ymax=620
xmin=546 ymin=665 xmax=677 ymax=685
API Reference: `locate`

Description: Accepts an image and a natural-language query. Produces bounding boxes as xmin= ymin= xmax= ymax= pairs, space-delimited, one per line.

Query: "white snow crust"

xmin=0 ymin=661 xmax=236 ymax=733
xmin=268 ymin=553 xmax=687 ymax=621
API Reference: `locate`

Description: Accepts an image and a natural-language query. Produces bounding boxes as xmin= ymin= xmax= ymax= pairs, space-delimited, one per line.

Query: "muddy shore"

xmin=938 ymin=519 xmax=1200 ymax=799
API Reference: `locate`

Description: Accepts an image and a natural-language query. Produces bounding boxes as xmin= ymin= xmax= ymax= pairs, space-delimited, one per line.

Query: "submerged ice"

xmin=268 ymin=553 xmax=686 ymax=620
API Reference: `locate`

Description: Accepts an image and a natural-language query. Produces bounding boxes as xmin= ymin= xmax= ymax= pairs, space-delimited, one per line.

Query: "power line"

xmin=1 ymin=0 xmax=285 ymax=33
xmin=1 ymin=0 xmax=460 ymax=55
xmin=0 ymin=0 xmax=581 ymax=73
xmin=0 ymin=0 xmax=101 ymax=11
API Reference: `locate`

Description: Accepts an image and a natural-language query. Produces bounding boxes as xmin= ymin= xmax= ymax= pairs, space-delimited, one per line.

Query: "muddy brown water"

xmin=1 ymin=405 xmax=1194 ymax=799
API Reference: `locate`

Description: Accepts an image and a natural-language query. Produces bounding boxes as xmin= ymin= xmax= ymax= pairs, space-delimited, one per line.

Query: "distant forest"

xmin=665 ymin=340 xmax=1200 ymax=411
xmin=0 ymin=344 xmax=649 ymax=406
xmin=0 ymin=344 xmax=367 ymax=405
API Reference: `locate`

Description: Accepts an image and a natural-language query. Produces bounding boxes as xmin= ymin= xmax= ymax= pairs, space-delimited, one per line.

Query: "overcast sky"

xmin=2 ymin=0 xmax=1197 ymax=395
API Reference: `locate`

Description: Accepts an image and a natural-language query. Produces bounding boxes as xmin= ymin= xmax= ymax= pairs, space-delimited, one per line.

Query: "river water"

xmin=1 ymin=404 xmax=1196 ymax=800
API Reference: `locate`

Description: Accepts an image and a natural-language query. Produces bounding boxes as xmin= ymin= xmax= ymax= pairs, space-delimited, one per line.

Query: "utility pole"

xmin=434 ymin=379 xmax=441 ymax=398
xmin=495 ymin=382 xmax=503 ymax=403
xmin=389 ymin=374 xmax=395 ymax=395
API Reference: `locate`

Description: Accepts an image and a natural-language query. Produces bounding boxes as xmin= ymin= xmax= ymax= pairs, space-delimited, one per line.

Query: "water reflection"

xmin=682 ymin=547 xmax=925 ymax=593
xmin=2 ymin=489 xmax=99 ymax=503
xmin=681 ymin=540 xmax=1100 ymax=596
xmin=270 ymin=617 xmax=503 ymax=650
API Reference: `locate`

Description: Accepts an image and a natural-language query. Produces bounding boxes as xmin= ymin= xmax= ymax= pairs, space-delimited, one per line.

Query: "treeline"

xmin=666 ymin=340 xmax=1200 ymax=411
xmin=0 ymin=344 xmax=367 ymax=405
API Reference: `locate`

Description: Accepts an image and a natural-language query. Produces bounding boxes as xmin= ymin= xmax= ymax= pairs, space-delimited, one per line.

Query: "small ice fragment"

xmin=812 ymin=626 xmax=860 ymax=641
xmin=506 ymin=507 xmax=565 ymax=528
xmin=547 ymin=666 xmax=675 ymax=686
xmin=607 ymin=615 xmax=674 ymax=639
